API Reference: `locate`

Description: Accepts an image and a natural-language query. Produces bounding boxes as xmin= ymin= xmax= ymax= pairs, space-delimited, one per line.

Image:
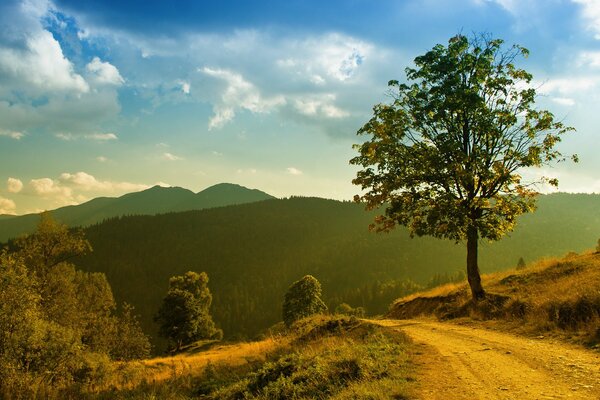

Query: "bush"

xmin=335 ymin=303 xmax=366 ymax=318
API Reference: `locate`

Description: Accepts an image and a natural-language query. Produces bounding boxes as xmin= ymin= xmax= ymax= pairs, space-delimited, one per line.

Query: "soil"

xmin=377 ymin=319 xmax=600 ymax=400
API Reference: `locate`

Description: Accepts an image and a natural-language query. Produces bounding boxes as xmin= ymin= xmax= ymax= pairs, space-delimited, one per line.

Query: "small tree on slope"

xmin=351 ymin=34 xmax=576 ymax=301
xmin=155 ymin=271 xmax=222 ymax=352
xmin=283 ymin=275 xmax=328 ymax=327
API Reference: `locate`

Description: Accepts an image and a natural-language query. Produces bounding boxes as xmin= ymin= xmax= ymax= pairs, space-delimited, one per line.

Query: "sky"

xmin=1 ymin=0 xmax=600 ymax=214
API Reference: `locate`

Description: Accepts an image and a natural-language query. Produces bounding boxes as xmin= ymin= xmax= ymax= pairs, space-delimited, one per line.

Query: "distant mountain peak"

xmin=0 ymin=183 xmax=274 ymax=241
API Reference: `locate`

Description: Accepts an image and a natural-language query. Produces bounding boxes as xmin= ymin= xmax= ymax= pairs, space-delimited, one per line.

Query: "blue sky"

xmin=1 ymin=0 xmax=600 ymax=214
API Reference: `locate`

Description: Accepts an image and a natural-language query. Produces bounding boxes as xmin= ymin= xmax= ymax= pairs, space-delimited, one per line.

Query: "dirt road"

xmin=378 ymin=319 xmax=600 ymax=400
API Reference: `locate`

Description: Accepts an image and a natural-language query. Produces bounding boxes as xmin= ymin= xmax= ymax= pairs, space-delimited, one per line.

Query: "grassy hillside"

xmin=71 ymin=193 xmax=600 ymax=349
xmin=0 ymin=183 xmax=274 ymax=241
xmin=58 ymin=315 xmax=415 ymax=399
xmin=389 ymin=250 xmax=600 ymax=347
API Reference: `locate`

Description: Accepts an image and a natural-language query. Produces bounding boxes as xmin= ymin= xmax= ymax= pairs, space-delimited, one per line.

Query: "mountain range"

xmin=0 ymin=183 xmax=274 ymax=241
xmin=4 ymin=184 xmax=600 ymax=351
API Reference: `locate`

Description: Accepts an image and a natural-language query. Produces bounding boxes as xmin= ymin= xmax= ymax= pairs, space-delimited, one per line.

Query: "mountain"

xmin=0 ymin=183 xmax=274 ymax=241
xmin=69 ymin=193 xmax=600 ymax=349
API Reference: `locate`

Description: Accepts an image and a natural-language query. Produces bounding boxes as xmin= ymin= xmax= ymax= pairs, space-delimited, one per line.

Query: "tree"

xmin=516 ymin=257 xmax=526 ymax=270
xmin=351 ymin=34 xmax=575 ymax=300
xmin=111 ymin=303 xmax=151 ymax=360
xmin=154 ymin=271 xmax=222 ymax=352
xmin=282 ymin=275 xmax=328 ymax=326
xmin=14 ymin=211 xmax=91 ymax=276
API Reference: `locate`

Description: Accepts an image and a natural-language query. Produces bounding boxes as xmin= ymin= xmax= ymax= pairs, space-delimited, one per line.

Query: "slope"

xmin=72 ymin=193 xmax=600 ymax=349
xmin=0 ymin=183 xmax=274 ymax=241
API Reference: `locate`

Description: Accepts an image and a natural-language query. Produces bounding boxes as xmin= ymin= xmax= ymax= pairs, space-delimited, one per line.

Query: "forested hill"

xmin=72 ymin=193 xmax=600 ymax=347
xmin=0 ymin=183 xmax=274 ymax=241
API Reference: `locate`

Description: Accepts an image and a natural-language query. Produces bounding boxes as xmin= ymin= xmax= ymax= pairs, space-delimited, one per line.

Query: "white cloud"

xmin=276 ymin=33 xmax=369 ymax=83
xmin=286 ymin=167 xmax=303 ymax=176
xmin=7 ymin=178 xmax=23 ymax=193
xmin=59 ymin=171 xmax=147 ymax=192
xmin=574 ymin=0 xmax=600 ymax=39
xmin=538 ymin=77 xmax=600 ymax=95
xmin=96 ymin=156 xmax=108 ymax=162
xmin=86 ymin=57 xmax=125 ymax=86
xmin=293 ymin=94 xmax=349 ymax=118
xmin=578 ymin=51 xmax=600 ymax=68
xmin=0 ymin=30 xmax=89 ymax=93
xmin=551 ymin=97 xmax=576 ymax=106
xmin=0 ymin=2 xmax=122 ymax=138
xmin=163 ymin=152 xmax=183 ymax=161
xmin=29 ymin=177 xmax=73 ymax=202
xmin=26 ymin=172 xmax=150 ymax=207
xmin=0 ymin=196 xmax=16 ymax=215
xmin=201 ymin=67 xmax=286 ymax=129
xmin=56 ymin=132 xmax=118 ymax=141
xmin=86 ymin=132 xmax=118 ymax=141
xmin=179 ymin=80 xmax=191 ymax=94
xmin=0 ymin=129 xmax=25 ymax=139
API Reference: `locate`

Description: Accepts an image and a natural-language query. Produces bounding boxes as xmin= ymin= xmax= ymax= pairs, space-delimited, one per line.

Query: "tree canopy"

xmin=351 ymin=34 xmax=575 ymax=300
xmin=155 ymin=271 xmax=222 ymax=351
xmin=283 ymin=275 xmax=328 ymax=326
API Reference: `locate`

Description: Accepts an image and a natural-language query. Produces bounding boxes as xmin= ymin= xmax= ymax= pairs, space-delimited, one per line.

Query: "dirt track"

xmin=378 ymin=319 xmax=600 ymax=400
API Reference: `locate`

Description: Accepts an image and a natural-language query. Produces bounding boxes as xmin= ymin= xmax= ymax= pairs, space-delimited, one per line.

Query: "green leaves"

xmin=351 ymin=33 xmax=575 ymax=243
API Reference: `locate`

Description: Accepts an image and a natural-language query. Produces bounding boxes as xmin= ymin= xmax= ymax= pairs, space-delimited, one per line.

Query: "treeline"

xmin=0 ymin=214 xmax=150 ymax=397
xmin=70 ymin=194 xmax=600 ymax=349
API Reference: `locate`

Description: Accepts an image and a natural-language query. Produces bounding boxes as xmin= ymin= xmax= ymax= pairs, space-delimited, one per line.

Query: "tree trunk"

xmin=466 ymin=225 xmax=485 ymax=301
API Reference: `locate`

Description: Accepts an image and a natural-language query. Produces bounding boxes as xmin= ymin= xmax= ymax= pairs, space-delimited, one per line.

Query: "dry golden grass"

xmin=389 ymin=249 xmax=600 ymax=346
xmin=108 ymin=336 xmax=287 ymax=390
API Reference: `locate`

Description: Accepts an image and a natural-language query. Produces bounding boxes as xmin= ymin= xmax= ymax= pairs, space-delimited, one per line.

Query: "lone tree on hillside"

xmin=351 ymin=34 xmax=576 ymax=301
xmin=283 ymin=275 xmax=328 ymax=326
xmin=155 ymin=271 xmax=222 ymax=352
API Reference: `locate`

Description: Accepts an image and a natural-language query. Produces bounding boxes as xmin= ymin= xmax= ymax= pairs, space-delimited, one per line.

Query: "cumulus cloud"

xmin=29 ymin=177 xmax=73 ymax=201
xmin=96 ymin=156 xmax=108 ymax=162
xmin=286 ymin=167 xmax=303 ymax=175
xmin=86 ymin=57 xmax=125 ymax=85
xmin=58 ymin=171 xmax=147 ymax=192
xmin=201 ymin=67 xmax=286 ymax=129
xmin=0 ymin=196 xmax=16 ymax=215
xmin=574 ymin=0 xmax=600 ymax=39
xmin=23 ymin=172 xmax=150 ymax=207
xmin=0 ymin=1 xmax=122 ymax=137
xmin=7 ymin=177 xmax=23 ymax=193
xmin=0 ymin=30 xmax=89 ymax=93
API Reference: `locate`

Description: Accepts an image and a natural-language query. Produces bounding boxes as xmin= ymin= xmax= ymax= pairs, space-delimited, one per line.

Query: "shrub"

xmin=335 ymin=303 xmax=366 ymax=318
